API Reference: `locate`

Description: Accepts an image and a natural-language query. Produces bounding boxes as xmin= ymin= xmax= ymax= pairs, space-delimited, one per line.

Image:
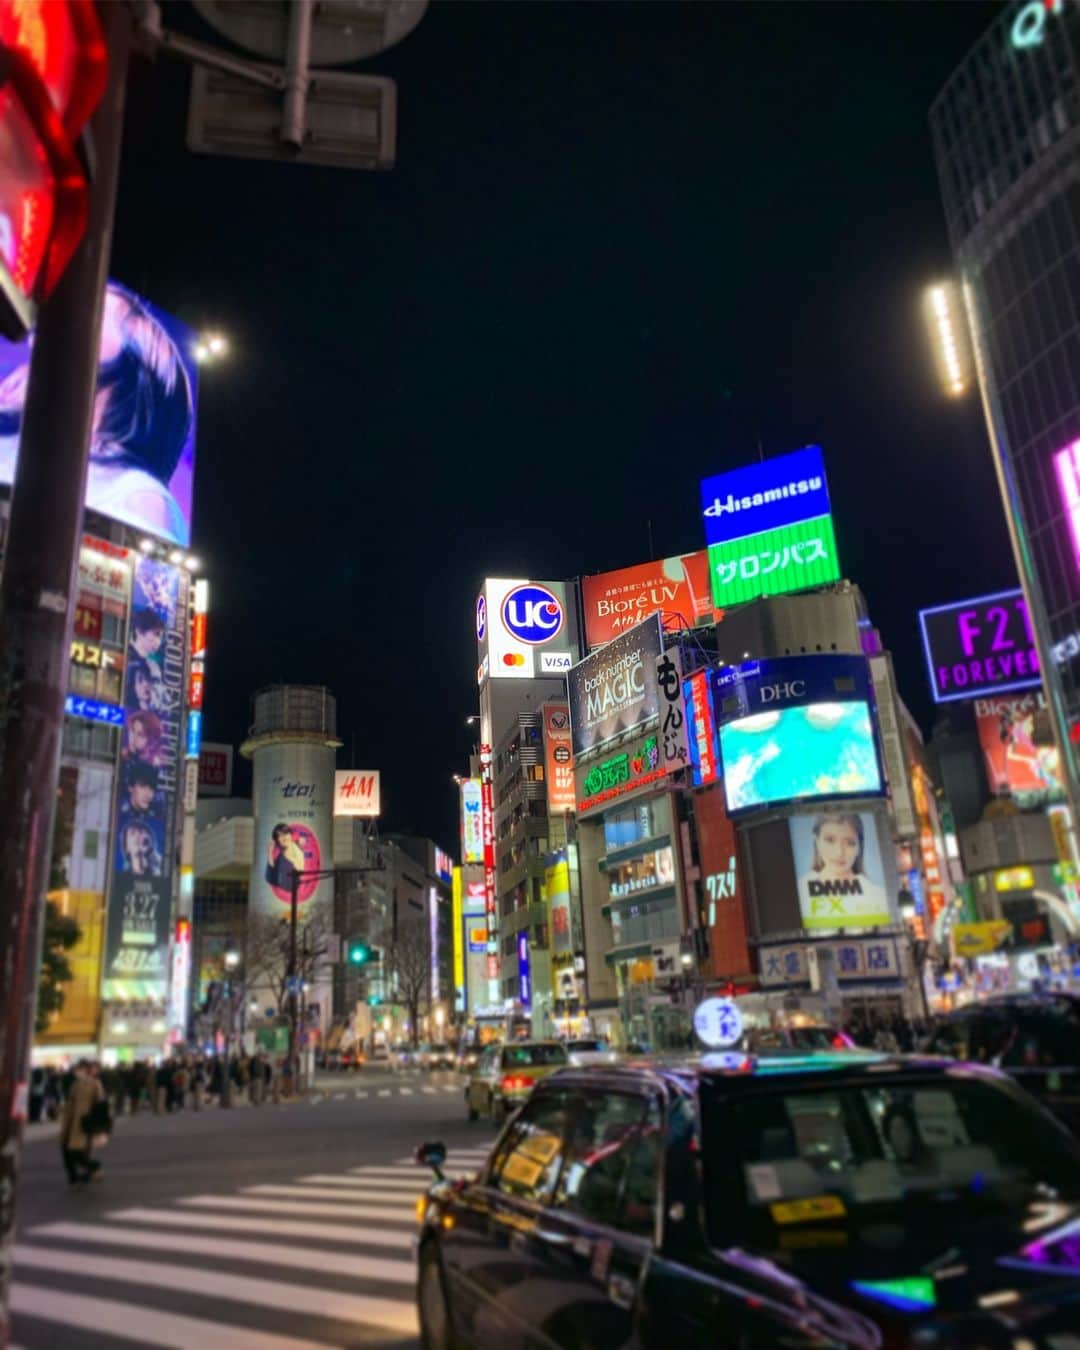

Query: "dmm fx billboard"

xmin=714 ymin=655 xmax=883 ymax=814
xmin=568 ymin=615 xmax=662 ymax=759
xmin=919 ymin=588 xmax=1039 ymax=703
xmin=103 ymin=555 xmax=188 ymax=1002
xmin=476 ymin=578 xmax=574 ymax=682
xmin=789 ymin=810 xmax=892 ymax=931
xmin=700 ymin=445 xmax=840 ymax=607
xmin=251 ymin=743 xmax=335 ymax=920
xmin=581 ymin=551 xmax=715 ymax=650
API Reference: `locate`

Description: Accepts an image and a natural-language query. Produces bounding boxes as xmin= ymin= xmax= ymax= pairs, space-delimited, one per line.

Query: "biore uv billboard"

xmin=700 ymin=445 xmax=841 ymax=607
xmin=581 ymin=551 xmax=715 ymax=650
xmin=0 ymin=281 xmax=198 ymax=547
xmin=918 ymin=588 xmax=1039 ymax=703
xmin=714 ymin=655 xmax=882 ymax=814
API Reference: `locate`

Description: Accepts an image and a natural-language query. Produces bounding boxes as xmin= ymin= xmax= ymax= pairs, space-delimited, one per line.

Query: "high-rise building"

xmin=929 ymin=0 xmax=1080 ymax=810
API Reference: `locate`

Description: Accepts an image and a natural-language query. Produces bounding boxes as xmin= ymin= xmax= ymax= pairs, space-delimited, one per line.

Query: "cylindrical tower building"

xmin=241 ymin=685 xmax=342 ymax=922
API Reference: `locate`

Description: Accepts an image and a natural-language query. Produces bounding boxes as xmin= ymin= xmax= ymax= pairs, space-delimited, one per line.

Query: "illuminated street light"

xmin=194 ymin=331 xmax=230 ymax=365
xmin=184 ymin=556 xmax=200 ymax=572
xmin=923 ymin=281 xmax=971 ymax=398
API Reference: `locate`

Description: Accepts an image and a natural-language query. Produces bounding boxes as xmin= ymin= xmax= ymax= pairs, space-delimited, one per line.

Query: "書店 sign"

xmin=759 ymin=937 xmax=900 ymax=987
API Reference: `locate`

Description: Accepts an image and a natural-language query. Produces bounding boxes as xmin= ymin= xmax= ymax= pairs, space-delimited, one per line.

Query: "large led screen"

xmin=719 ymin=701 xmax=882 ymax=813
xmin=0 ymin=280 xmax=198 ymax=547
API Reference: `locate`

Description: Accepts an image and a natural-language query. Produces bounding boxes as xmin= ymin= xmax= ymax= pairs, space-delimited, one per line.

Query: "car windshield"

xmin=502 ymin=1044 xmax=568 ymax=1067
xmin=568 ymin=1040 xmax=606 ymax=1053
xmin=702 ymin=1073 xmax=1080 ymax=1244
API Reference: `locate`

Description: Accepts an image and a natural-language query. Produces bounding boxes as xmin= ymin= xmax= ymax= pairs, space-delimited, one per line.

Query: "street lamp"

xmin=194 ymin=330 xmax=229 ymax=364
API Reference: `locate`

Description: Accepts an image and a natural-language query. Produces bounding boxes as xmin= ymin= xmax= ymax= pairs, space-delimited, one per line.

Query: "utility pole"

xmin=0 ymin=5 xmax=131 ymax=1329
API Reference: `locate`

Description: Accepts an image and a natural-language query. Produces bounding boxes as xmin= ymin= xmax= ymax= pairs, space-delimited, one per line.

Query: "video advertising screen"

xmin=719 ymin=701 xmax=882 ymax=813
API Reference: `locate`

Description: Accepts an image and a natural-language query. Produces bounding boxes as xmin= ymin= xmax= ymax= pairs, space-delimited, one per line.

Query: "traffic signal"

xmin=348 ymin=942 xmax=381 ymax=966
xmin=0 ymin=0 xmax=108 ymax=336
xmin=367 ymin=994 xmax=381 ymax=1007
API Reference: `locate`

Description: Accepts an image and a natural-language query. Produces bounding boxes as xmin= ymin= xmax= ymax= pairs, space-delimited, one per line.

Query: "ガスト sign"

xmin=919 ymin=589 xmax=1040 ymax=704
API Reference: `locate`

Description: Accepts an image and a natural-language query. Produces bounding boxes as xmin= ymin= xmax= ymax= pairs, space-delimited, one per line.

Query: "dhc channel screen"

xmin=719 ymin=701 xmax=882 ymax=813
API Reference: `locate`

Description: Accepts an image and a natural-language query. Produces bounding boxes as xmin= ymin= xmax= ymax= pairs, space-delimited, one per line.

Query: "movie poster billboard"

xmin=0 ymin=280 xmax=199 ymax=547
xmin=102 ymin=555 xmax=188 ymax=1001
xmin=789 ymin=811 xmax=891 ymax=931
xmin=974 ymin=692 xmax=1065 ymax=807
xmin=581 ymin=552 xmax=715 ymax=650
xmin=250 ymin=742 xmax=335 ymax=920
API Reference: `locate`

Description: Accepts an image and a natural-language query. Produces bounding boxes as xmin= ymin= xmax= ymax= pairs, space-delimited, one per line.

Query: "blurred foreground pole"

xmin=0 ymin=3 xmax=131 ymax=1335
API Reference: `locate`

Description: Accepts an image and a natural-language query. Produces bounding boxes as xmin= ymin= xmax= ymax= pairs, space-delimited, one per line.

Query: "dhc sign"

xmin=501 ymin=584 xmax=564 ymax=645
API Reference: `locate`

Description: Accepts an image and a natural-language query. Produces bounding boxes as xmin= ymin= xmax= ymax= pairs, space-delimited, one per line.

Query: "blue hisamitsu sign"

xmin=700 ymin=445 xmax=832 ymax=547
xmin=65 ymin=695 xmax=125 ymax=726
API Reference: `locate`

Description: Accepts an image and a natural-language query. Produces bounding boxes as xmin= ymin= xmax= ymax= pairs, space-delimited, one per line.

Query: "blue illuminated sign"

xmin=186 ymin=710 xmax=203 ymax=759
xmin=700 ymin=445 xmax=831 ymax=547
xmin=65 ymin=695 xmax=124 ymax=726
xmin=501 ymin=583 xmax=564 ymax=646
xmin=712 ymin=653 xmax=872 ymax=724
xmin=517 ymin=930 xmax=531 ymax=1008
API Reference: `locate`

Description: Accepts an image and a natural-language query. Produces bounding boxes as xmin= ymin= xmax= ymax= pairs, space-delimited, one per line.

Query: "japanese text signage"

xmin=333 ymin=770 xmax=380 ymax=818
xmin=65 ymin=695 xmax=124 ymax=726
xmin=700 ymin=445 xmax=841 ymax=607
xmin=541 ymin=702 xmax=576 ymax=813
xmin=685 ymin=668 xmax=719 ymax=787
xmin=759 ymin=937 xmax=900 ymax=987
xmin=198 ymin=743 xmax=233 ymax=796
xmin=567 ymin=615 xmax=662 ymax=759
xmin=480 ymin=747 xmax=498 ymax=982
xmin=655 ymin=645 xmax=690 ymax=775
xmin=460 ymin=778 xmax=484 ymax=864
xmin=919 ymin=588 xmax=1039 ymax=703
xmin=575 ymin=731 xmax=667 ymax=816
xmin=581 ymin=551 xmax=715 ymax=650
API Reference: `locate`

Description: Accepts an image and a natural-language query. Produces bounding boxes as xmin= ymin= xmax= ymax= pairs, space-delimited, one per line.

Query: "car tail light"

xmin=501 ymin=1074 xmax=531 ymax=1093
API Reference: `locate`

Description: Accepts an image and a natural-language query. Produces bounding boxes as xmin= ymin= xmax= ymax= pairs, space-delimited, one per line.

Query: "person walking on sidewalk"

xmin=60 ymin=1061 xmax=108 ymax=1187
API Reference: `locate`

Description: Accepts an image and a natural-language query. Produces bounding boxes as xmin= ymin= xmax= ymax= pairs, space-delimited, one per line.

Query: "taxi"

xmin=420 ymin=1051 xmax=1080 ymax=1347
xmin=464 ymin=1040 xmax=568 ymax=1123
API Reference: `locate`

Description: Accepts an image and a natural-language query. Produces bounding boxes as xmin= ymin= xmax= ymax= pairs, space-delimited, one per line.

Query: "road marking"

xmin=441 ymin=1085 xmax=458 ymax=1093
xmin=10 ymin=1284 xmax=331 ymax=1350
xmin=14 ymin=1245 xmax=418 ymax=1332
xmin=108 ymin=1208 xmax=413 ymax=1250
xmin=348 ymin=1166 xmax=433 ymax=1178
xmin=28 ymin=1222 xmax=415 ymax=1285
xmin=421 ymin=1086 xmax=436 ymax=1094
xmin=245 ymin=1185 xmax=420 ymax=1204
xmin=180 ymin=1196 xmax=416 ymax=1222
xmin=354 ymin=1091 xmax=368 ymax=1099
xmin=377 ymin=1089 xmax=391 ymax=1098
xmin=398 ymin=1087 xmax=413 ymax=1096
xmin=333 ymin=1093 xmax=347 ymax=1101
xmin=298 ymin=1174 xmax=425 ymax=1191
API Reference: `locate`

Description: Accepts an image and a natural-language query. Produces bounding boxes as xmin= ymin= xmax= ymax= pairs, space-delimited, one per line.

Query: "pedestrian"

xmin=29 ymin=1066 xmax=46 ymax=1124
xmin=59 ymin=1060 xmax=108 ymax=1187
xmin=154 ymin=1060 xmax=170 ymax=1114
xmin=172 ymin=1059 xmax=189 ymax=1110
xmin=192 ymin=1058 xmax=206 ymax=1111
xmin=250 ymin=1053 xmax=265 ymax=1107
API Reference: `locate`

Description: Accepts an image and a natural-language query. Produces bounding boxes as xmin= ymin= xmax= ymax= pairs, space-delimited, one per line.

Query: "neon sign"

xmin=1054 ymin=437 xmax=1080 ymax=574
xmin=1011 ymin=0 xmax=1066 ymax=51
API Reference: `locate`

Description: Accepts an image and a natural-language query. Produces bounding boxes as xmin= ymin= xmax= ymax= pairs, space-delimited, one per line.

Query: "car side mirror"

xmin=416 ymin=1140 xmax=447 ymax=1179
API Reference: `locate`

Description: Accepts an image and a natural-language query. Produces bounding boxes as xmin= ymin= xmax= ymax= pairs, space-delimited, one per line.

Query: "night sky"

xmin=111 ymin=0 xmax=1007 ymax=851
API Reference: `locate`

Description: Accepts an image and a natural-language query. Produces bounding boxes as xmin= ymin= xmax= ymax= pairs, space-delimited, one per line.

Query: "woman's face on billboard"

xmin=816 ymin=820 xmax=859 ymax=875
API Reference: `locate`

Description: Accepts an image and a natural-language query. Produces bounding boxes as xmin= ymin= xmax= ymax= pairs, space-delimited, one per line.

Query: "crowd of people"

xmin=30 ymin=1050 xmax=281 ymax=1124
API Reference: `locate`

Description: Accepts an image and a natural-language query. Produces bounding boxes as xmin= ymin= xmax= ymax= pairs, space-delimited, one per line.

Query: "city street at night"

xmin=13 ymin=1071 xmax=480 ymax=1349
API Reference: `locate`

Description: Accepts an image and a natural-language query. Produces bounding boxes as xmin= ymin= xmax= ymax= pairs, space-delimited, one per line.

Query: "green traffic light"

xmin=349 ymin=943 xmax=371 ymax=965
xmin=367 ymin=994 xmax=381 ymax=1007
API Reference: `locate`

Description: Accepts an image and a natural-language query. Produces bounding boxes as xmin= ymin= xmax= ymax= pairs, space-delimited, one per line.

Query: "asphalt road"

xmin=12 ymin=1069 xmax=494 ymax=1349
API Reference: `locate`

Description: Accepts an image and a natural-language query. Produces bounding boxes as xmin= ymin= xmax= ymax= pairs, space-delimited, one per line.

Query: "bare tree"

xmin=385 ymin=916 xmax=431 ymax=1047
xmin=244 ymin=899 xmax=334 ymax=1017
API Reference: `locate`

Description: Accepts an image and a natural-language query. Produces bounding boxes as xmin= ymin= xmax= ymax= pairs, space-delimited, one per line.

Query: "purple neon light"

xmin=1054 ymin=438 xmax=1080 ymax=573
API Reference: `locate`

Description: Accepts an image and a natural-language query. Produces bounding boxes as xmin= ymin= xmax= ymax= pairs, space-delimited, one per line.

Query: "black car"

xmin=415 ymin=1051 xmax=1080 ymax=1348
xmin=923 ymin=992 xmax=1080 ymax=1133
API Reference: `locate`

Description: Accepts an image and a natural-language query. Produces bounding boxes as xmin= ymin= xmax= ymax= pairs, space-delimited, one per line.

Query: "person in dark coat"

xmin=59 ymin=1061 xmax=106 ymax=1186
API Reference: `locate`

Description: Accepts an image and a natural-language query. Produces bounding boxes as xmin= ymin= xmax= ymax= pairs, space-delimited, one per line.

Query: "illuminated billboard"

xmin=581 ymin=551 xmax=714 ymax=650
xmin=460 ymin=778 xmax=483 ymax=863
xmin=333 ymin=769 xmax=380 ymax=817
xmin=541 ymin=702 xmax=575 ymax=813
xmin=103 ymin=554 xmax=188 ymax=1001
xmin=567 ymin=615 xmax=662 ymax=759
xmin=1054 ymin=437 xmax=1080 ymax=574
xmin=685 ymin=668 xmax=719 ymax=787
xmin=918 ymin=589 xmax=1039 ymax=703
xmin=789 ymin=811 xmax=891 ymax=931
xmin=714 ymin=654 xmax=882 ymax=814
xmin=250 ymin=743 xmax=335 ymax=919
xmin=476 ymin=577 xmax=574 ymax=681
xmin=974 ymin=692 xmax=1065 ymax=807
xmin=0 ymin=280 xmax=198 ymax=547
xmin=700 ymin=445 xmax=840 ymax=607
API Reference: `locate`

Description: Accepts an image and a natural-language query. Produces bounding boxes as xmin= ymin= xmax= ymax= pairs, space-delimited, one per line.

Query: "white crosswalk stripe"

xmin=421 ymin=1086 xmax=436 ymax=1094
xmin=12 ymin=1155 xmax=435 ymax=1348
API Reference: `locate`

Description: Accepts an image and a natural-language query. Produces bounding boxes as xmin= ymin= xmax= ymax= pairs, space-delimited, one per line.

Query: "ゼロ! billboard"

xmin=700 ymin=445 xmax=840 ymax=607
xmin=0 ymin=281 xmax=198 ymax=547
xmin=251 ymin=743 xmax=335 ymax=919
xmin=789 ymin=811 xmax=891 ymax=931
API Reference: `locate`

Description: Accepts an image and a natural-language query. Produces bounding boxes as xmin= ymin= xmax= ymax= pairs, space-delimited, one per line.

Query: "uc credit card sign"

xmin=700 ymin=446 xmax=841 ymax=606
xmin=477 ymin=578 xmax=575 ymax=681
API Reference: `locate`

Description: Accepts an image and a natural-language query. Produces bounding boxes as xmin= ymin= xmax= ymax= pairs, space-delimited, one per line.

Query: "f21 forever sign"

xmin=918 ymin=588 xmax=1040 ymax=704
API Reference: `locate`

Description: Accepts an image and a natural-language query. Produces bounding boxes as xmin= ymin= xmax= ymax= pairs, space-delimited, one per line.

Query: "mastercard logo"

xmin=502 ymin=652 xmax=526 ymax=667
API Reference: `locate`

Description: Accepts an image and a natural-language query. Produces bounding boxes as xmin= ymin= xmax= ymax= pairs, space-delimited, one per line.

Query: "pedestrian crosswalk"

xmin=11 ymin=1145 xmax=493 ymax=1348
xmin=308 ymin=1082 xmax=461 ymax=1105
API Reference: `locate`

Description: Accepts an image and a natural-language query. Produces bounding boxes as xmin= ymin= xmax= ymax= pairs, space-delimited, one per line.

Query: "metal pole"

xmin=289 ymin=867 xmax=300 ymax=1094
xmin=0 ymin=5 xmax=131 ymax=1332
xmin=280 ymin=0 xmax=313 ymax=150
